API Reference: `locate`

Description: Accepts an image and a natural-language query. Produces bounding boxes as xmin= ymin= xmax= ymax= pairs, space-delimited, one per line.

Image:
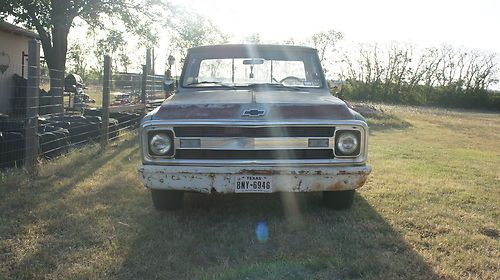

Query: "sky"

xmin=63 ymin=0 xmax=499 ymax=85
xmin=171 ymin=0 xmax=500 ymax=52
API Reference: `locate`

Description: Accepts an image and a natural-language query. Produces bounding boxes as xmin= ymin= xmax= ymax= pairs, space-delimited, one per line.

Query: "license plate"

xmin=234 ymin=175 xmax=272 ymax=193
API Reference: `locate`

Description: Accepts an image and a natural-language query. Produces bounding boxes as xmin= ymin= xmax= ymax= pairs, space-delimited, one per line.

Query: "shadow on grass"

xmin=0 ymin=138 xmax=139 ymax=278
xmin=112 ymin=193 xmax=440 ymax=280
xmin=1 ymin=137 xmax=437 ymax=279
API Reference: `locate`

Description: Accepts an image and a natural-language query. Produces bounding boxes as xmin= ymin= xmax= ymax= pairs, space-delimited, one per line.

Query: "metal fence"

xmin=0 ymin=41 xmax=170 ymax=173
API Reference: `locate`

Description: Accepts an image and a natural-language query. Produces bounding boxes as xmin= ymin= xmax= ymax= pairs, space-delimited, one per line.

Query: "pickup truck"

xmin=138 ymin=44 xmax=371 ymax=210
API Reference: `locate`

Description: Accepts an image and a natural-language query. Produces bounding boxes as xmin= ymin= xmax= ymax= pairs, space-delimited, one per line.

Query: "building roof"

xmin=0 ymin=21 xmax=39 ymax=39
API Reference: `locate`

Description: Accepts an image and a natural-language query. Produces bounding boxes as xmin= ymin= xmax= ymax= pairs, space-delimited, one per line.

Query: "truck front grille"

xmin=174 ymin=149 xmax=334 ymax=160
xmin=173 ymin=126 xmax=335 ymax=137
xmin=142 ymin=122 xmax=367 ymax=164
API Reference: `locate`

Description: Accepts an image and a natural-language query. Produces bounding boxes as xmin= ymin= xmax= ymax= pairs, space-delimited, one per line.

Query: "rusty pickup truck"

xmin=138 ymin=44 xmax=371 ymax=210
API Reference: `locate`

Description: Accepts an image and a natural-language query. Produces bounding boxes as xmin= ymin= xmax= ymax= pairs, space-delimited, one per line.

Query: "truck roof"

xmin=188 ymin=44 xmax=317 ymax=53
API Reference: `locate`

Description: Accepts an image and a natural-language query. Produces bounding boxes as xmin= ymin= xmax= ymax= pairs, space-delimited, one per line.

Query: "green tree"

xmin=93 ymin=29 xmax=127 ymax=74
xmin=311 ymin=29 xmax=344 ymax=63
xmin=171 ymin=13 xmax=228 ymax=61
xmin=119 ymin=53 xmax=132 ymax=73
xmin=0 ymin=0 xmax=167 ymax=112
xmin=67 ymin=41 xmax=89 ymax=79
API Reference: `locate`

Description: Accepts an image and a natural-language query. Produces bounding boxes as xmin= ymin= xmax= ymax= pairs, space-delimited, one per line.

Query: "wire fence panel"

xmin=145 ymin=74 xmax=170 ymax=110
xmin=0 ymin=48 xmax=166 ymax=172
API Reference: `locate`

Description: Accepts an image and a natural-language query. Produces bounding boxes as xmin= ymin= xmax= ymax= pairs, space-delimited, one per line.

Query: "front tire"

xmin=151 ymin=189 xmax=184 ymax=210
xmin=322 ymin=190 xmax=355 ymax=210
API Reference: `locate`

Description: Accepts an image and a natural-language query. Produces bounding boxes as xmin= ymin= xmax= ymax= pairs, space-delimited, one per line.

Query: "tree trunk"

xmin=48 ymin=61 xmax=65 ymax=114
xmin=43 ymin=25 xmax=69 ymax=114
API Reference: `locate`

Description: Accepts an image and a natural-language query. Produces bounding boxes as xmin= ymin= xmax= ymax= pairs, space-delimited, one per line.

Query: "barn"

xmin=0 ymin=21 xmax=39 ymax=115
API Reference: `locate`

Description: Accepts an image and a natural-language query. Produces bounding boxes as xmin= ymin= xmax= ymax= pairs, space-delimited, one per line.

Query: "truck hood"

xmin=150 ymin=90 xmax=356 ymax=121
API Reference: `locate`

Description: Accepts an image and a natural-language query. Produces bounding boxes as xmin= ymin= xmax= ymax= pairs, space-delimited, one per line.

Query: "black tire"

xmin=322 ymin=190 xmax=355 ymax=210
xmin=151 ymin=189 xmax=184 ymax=211
xmin=47 ymin=116 xmax=100 ymax=145
xmin=39 ymin=132 xmax=58 ymax=158
xmin=0 ymin=131 xmax=24 ymax=168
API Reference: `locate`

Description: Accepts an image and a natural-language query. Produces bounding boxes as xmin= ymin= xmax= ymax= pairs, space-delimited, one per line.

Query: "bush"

xmin=340 ymin=81 xmax=500 ymax=110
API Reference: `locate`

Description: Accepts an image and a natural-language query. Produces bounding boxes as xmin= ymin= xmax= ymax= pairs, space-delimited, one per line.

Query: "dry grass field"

xmin=0 ymin=105 xmax=499 ymax=279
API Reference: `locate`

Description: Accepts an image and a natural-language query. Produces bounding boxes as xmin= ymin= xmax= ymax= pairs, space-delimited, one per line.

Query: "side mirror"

xmin=164 ymin=79 xmax=176 ymax=92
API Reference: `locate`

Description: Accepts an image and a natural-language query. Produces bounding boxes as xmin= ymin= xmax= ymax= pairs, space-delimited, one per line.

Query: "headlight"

xmin=149 ymin=133 xmax=173 ymax=156
xmin=336 ymin=131 xmax=360 ymax=156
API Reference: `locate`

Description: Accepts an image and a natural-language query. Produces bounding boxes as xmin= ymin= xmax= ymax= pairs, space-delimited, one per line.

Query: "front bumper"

xmin=137 ymin=164 xmax=371 ymax=193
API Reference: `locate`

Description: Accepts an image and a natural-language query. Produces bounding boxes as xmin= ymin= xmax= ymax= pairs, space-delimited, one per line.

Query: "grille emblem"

xmin=242 ymin=109 xmax=266 ymax=117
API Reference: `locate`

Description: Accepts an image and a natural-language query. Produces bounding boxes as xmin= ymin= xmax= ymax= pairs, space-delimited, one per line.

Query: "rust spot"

xmin=238 ymin=169 xmax=281 ymax=175
xmin=311 ymin=183 xmax=322 ymax=191
xmin=338 ymin=169 xmax=369 ymax=176
xmin=290 ymin=170 xmax=309 ymax=175
xmin=240 ymin=169 xmax=313 ymax=176
xmin=178 ymin=171 xmax=196 ymax=174
xmin=355 ymin=175 xmax=368 ymax=188
xmin=311 ymin=177 xmax=364 ymax=192
xmin=326 ymin=181 xmax=346 ymax=191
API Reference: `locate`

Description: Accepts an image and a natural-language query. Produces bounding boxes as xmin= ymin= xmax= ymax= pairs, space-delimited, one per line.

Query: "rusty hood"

xmin=150 ymin=89 xmax=357 ymax=121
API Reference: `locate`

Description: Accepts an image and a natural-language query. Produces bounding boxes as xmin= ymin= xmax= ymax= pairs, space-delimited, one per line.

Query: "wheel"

xmin=322 ymin=190 xmax=355 ymax=210
xmin=151 ymin=189 xmax=184 ymax=210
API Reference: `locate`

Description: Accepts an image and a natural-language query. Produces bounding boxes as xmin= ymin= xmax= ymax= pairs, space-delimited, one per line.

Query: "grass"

xmin=85 ymin=84 xmax=103 ymax=107
xmin=0 ymin=105 xmax=499 ymax=279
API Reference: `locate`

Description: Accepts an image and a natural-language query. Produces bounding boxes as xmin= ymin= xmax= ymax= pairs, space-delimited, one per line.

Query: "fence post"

xmin=101 ymin=55 xmax=111 ymax=147
xmin=141 ymin=64 xmax=147 ymax=105
xmin=146 ymin=49 xmax=151 ymax=74
xmin=24 ymin=39 xmax=40 ymax=173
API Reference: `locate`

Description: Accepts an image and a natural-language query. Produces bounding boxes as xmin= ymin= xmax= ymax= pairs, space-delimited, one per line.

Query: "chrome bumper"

xmin=137 ymin=164 xmax=371 ymax=193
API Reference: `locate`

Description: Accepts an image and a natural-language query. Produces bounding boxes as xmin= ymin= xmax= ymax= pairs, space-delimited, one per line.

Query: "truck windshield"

xmin=181 ymin=47 xmax=324 ymax=89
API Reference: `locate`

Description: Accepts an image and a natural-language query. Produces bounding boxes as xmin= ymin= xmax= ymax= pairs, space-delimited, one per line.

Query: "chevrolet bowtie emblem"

xmin=242 ymin=109 xmax=266 ymax=117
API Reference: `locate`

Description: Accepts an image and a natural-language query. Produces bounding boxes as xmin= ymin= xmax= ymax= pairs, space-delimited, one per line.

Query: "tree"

xmin=171 ymin=12 xmax=228 ymax=61
xmin=282 ymin=38 xmax=296 ymax=45
xmin=93 ymin=29 xmax=127 ymax=73
xmin=311 ymin=29 xmax=344 ymax=63
xmin=0 ymin=0 xmax=167 ymax=112
xmin=119 ymin=53 xmax=132 ymax=73
xmin=245 ymin=33 xmax=261 ymax=44
xmin=67 ymin=41 xmax=89 ymax=79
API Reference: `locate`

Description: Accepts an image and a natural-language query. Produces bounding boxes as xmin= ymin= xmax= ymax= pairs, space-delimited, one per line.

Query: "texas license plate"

xmin=234 ymin=175 xmax=272 ymax=193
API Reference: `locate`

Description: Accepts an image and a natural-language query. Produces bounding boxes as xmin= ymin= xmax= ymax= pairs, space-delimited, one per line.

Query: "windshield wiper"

xmin=185 ymin=81 xmax=236 ymax=89
xmin=248 ymin=83 xmax=305 ymax=91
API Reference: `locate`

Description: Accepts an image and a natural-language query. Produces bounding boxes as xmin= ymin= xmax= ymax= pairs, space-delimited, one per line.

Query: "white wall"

xmin=0 ymin=31 xmax=30 ymax=115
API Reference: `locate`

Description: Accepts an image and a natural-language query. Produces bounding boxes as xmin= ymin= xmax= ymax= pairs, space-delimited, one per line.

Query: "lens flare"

xmin=255 ymin=221 xmax=269 ymax=242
